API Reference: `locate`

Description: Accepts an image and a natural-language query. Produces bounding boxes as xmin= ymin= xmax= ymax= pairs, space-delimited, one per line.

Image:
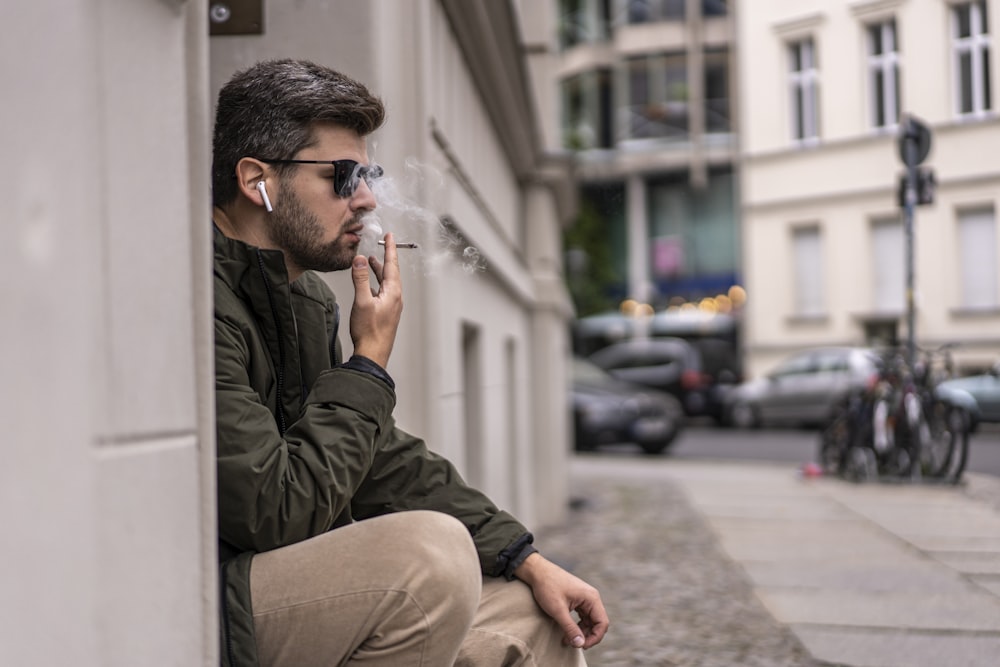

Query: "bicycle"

xmin=818 ymin=344 xmax=970 ymax=484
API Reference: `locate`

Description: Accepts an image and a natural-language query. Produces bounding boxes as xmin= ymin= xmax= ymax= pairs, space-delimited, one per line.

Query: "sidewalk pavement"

xmin=567 ymin=456 xmax=1000 ymax=667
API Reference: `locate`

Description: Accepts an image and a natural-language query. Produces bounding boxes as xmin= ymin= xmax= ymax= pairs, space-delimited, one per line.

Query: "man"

xmin=212 ymin=58 xmax=608 ymax=667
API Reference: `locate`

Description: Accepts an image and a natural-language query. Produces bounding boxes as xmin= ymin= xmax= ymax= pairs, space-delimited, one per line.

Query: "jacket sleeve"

xmin=215 ymin=316 xmax=396 ymax=554
xmin=350 ymin=426 xmax=532 ymax=577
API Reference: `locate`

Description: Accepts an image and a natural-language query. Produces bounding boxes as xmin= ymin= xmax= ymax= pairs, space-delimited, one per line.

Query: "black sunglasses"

xmin=259 ymin=158 xmax=384 ymax=198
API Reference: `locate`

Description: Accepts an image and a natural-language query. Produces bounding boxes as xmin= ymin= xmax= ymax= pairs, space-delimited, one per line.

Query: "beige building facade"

xmin=4 ymin=1 xmax=572 ymax=664
xmin=738 ymin=0 xmax=1000 ymax=377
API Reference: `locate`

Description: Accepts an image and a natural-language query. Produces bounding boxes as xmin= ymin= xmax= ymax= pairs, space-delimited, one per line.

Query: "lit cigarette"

xmin=378 ymin=240 xmax=419 ymax=249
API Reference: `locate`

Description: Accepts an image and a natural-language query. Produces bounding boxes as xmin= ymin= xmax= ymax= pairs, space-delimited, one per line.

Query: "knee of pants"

xmin=385 ymin=511 xmax=482 ymax=615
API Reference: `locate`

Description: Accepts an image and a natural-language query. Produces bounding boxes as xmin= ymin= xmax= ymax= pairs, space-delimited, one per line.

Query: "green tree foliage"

xmin=563 ymin=198 xmax=620 ymax=316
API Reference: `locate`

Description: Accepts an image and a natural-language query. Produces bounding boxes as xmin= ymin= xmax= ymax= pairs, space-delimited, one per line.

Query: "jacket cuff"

xmin=306 ymin=366 xmax=396 ymax=424
xmin=342 ymin=354 xmax=395 ymax=390
xmin=497 ymin=533 xmax=537 ymax=581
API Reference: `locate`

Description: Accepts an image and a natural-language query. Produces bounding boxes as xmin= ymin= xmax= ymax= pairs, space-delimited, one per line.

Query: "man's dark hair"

xmin=212 ymin=58 xmax=386 ymax=207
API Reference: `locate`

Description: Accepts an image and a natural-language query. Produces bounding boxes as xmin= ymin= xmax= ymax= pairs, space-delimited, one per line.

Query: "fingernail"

xmin=571 ymin=636 xmax=584 ymax=648
xmin=354 ymin=257 xmax=366 ymax=269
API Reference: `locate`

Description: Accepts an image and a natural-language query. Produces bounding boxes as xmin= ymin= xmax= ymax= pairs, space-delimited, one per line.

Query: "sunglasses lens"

xmin=335 ymin=162 xmax=383 ymax=197
xmin=333 ymin=161 xmax=359 ymax=197
xmin=363 ymin=165 xmax=384 ymax=187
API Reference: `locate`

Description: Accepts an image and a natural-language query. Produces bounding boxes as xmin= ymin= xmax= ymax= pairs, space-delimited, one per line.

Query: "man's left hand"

xmin=513 ymin=552 xmax=609 ymax=649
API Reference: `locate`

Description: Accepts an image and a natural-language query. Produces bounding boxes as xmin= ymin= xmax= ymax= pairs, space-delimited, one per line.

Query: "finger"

xmin=351 ymin=255 xmax=372 ymax=305
xmin=380 ymin=232 xmax=401 ymax=282
xmin=368 ymin=255 xmax=384 ymax=285
xmin=549 ymin=608 xmax=586 ymax=649
xmin=577 ymin=603 xmax=610 ymax=648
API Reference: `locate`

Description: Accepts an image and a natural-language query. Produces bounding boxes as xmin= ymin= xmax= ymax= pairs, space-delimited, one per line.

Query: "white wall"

xmin=3 ymin=1 xmax=214 ymax=665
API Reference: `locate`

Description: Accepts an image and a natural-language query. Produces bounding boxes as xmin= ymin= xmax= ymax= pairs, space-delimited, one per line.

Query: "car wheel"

xmin=729 ymin=401 xmax=760 ymax=429
xmin=637 ymin=411 xmax=683 ymax=456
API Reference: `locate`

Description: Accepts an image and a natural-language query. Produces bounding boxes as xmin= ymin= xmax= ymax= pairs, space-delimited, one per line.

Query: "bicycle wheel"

xmin=844 ymin=446 xmax=877 ymax=483
xmin=818 ymin=415 xmax=849 ymax=475
xmin=942 ymin=407 xmax=970 ymax=484
xmin=920 ymin=400 xmax=956 ymax=479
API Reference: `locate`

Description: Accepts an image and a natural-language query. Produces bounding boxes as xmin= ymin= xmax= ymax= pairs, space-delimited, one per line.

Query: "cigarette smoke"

xmin=359 ymin=158 xmax=486 ymax=275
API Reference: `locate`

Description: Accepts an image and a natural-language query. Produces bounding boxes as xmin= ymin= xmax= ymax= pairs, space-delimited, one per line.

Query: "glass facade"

xmin=559 ymin=0 xmax=737 ymax=309
xmin=648 ymin=168 xmax=739 ymax=302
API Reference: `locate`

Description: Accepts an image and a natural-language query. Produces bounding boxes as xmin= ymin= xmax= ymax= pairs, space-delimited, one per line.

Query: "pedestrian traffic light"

xmin=897 ymin=167 xmax=936 ymax=207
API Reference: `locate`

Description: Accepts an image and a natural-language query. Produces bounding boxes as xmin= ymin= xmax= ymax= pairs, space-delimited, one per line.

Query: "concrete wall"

xmin=2 ymin=1 xmax=214 ymax=665
xmin=738 ymin=0 xmax=1000 ymax=377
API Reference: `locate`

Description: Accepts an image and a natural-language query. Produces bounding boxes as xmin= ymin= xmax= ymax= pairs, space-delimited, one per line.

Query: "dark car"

xmin=586 ymin=338 xmax=724 ymax=419
xmin=570 ymin=357 xmax=684 ymax=455
xmin=723 ymin=347 xmax=880 ymax=428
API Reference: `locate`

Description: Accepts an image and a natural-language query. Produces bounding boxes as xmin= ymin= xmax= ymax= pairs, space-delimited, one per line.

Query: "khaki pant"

xmin=250 ymin=510 xmax=587 ymax=667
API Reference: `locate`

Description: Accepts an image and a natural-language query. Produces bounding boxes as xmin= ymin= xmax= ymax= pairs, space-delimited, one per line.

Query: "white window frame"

xmin=792 ymin=226 xmax=825 ymax=316
xmin=789 ymin=38 xmax=820 ymax=144
xmin=952 ymin=0 xmax=992 ymax=118
xmin=867 ymin=19 xmax=900 ymax=130
xmin=871 ymin=217 xmax=904 ymax=312
xmin=957 ymin=207 xmax=998 ymax=309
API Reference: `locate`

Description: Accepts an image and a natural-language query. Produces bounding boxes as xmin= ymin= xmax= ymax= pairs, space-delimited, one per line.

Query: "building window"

xmin=958 ymin=207 xmax=998 ymax=309
xmin=867 ymin=19 xmax=900 ymax=129
xmin=627 ymin=0 xmax=685 ymax=24
xmin=626 ymin=53 xmax=688 ymax=141
xmin=559 ymin=0 xmax=612 ymax=48
xmin=789 ymin=38 xmax=819 ymax=143
xmin=705 ymin=47 xmax=731 ymax=134
xmin=871 ymin=218 xmax=904 ymax=312
xmin=952 ymin=0 xmax=991 ymax=117
xmin=702 ymin=0 xmax=727 ymax=17
xmin=792 ymin=226 xmax=824 ymax=316
xmin=462 ymin=322 xmax=483 ymax=488
xmin=561 ymin=69 xmax=613 ymax=150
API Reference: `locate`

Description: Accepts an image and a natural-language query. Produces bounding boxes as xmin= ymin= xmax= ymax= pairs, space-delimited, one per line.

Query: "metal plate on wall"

xmin=209 ymin=0 xmax=264 ymax=36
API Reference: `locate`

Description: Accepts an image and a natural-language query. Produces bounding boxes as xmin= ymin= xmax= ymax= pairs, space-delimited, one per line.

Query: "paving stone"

xmin=540 ymin=457 xmax=1000 ymax=667
xmin=756 ymin=588 xmax=1000 ymax=631
xmin=791 ymin=627 xmax=1000 ymax=667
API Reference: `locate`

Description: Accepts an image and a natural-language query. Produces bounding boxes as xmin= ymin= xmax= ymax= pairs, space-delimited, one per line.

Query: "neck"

xmin=213 ymin=206 xmax=303 ymax=282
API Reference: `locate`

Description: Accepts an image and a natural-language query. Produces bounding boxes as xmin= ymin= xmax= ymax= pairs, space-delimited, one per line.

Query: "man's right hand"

xmin=349 ymin=232 xmax=403 ymax=368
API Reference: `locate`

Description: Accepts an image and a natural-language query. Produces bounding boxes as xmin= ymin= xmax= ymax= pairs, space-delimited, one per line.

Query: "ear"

xmin=235 ymin=157 xmax=273 ymax=211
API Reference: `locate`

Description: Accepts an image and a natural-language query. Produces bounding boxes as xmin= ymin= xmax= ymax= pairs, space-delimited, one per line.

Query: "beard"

xmin=269 ymin=187 xmax=358 ymax=273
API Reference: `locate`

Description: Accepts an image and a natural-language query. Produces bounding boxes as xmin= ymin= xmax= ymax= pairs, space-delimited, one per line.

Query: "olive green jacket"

xmin=214 ymin=228 xmax=531 ymax=667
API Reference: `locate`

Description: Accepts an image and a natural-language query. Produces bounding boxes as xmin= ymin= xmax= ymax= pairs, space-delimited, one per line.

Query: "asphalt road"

xmin=591 ymin=420 xmax=1000 ymax=478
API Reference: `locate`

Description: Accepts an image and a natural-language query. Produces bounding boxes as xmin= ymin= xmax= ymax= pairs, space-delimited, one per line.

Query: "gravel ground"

xmin=536 ymin=476 xmax=821 ymax=667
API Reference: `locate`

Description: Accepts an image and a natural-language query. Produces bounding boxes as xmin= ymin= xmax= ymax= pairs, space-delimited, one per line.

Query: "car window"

xmin=572 ymin=358 xmax=612 ymax=383
xmin=815 ymin=350 xmax=848 ymax=372
xmin=773 ymin=353 xmax=815 ymax=377
xmin=590 ymin=341 xmax=693 ymax=370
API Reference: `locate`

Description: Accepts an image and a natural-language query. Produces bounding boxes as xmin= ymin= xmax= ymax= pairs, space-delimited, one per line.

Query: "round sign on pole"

xmin=898 ymin=114 xmax=932 ymax=167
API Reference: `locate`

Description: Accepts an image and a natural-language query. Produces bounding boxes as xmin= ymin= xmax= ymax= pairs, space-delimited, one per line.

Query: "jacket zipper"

xmin=256 ymin=251 xmax=288 ymax=435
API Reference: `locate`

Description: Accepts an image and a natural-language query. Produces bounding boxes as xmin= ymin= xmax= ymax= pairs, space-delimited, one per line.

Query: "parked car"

xmin=937 ymin=361 xmax=1000 ymax=427
xmin=570 ymin=357 xmax=684 ymax=454
xmin=587 ymin=338 xmax=727 ymax=420
xmin=723 ymin=347 xmax=879 ymax=429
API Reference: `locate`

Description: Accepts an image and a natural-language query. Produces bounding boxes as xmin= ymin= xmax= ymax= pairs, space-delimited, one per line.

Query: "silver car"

xmin=937 ymin=361 xmax=1000 ymax=427
xmin=724 ymin=347 xmax=879 ymax=428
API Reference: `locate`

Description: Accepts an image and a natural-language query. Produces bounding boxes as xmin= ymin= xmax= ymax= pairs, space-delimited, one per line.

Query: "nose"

xmin=349 ymin=177 xmax=377 ymax=213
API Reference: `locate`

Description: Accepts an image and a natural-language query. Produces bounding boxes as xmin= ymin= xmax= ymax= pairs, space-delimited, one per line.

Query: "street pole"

xmin=902 ymin=117 xmax=918 ymax=370
xmin=897 ymin=113 xmax=933 ymax=481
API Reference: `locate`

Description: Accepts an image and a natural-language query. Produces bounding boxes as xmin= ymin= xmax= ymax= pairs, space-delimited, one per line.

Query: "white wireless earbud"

xmin=256 ymin=181 xmax=273 ymax=213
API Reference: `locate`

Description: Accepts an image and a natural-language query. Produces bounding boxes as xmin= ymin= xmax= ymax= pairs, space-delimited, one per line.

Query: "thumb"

xmin=553 ymin=611 xmax=585 ymax=648
xmin=351 ymin=255 xmax=370 ymax=294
